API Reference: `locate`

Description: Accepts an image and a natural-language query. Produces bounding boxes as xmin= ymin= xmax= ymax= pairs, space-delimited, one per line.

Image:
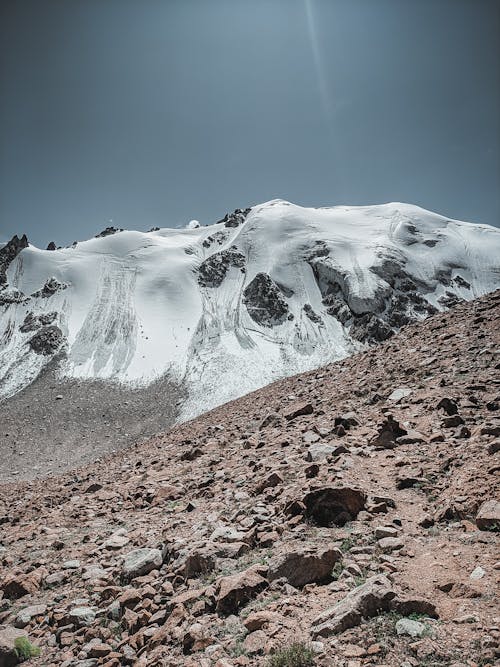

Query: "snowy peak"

xmin=1 ymin=201 xmax=499 ymax=419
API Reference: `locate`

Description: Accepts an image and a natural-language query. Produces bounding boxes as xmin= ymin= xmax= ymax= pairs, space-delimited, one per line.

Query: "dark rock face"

xmin=303 ymin=303 xmax=323 ymax=325
xmin=28 ymin=326 xmax=64 ymax=355
xmin=350 ymin=313 xmax=393 ymax=343
xmin=438 ymin=291 xmax=463 ymax=308
xmin=197 ymin=248 xmax=246 ymax=288
xmin=243 ymin=273 xmax=290 ymax=326
xmin=95 ymin=226 xmax=123 ymax=238
xmin=323 ymin=295 xmax=351 ymax=324
xmin=46 ymin=241 xmax=56 ymax=251
xmin=453 ymin=275 xmax=471 ymax=290
xmin=303 ymin=487 xmax=367 ymax=527
xmin=0 ymin=289 xmax=27 ymax=306
xmin=31 ymin=278 xmax=68 ymax=298
xmin=216 ymin=207 xmax=252 ymax=228
xmin=0 ymin=234 xmax=29 ymax=285
xmin=20 ymin=312 xmax=57 ymax=333
xmin=306 ymin=252 xmax=448 ymax=345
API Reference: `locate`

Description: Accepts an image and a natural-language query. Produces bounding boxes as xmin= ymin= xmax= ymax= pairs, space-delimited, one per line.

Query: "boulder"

xmin=122 ymin=548 xmax=163 ymax=579
xmin=395 ymin=618 xmax=427 ymax=637
xmin=27 ymin=325 xmax=64 ymax=355
xmin=311 ymin=575 xmax=395 ymax=637
xmin=14 ymin=604 xmax=47 ymax=628
xmin=283 ymin=402 xmax=314 ymax=421
xmin=388 ymin=388 xmax=412 ymax=402
xmin=306 ymin=444 xmax=335 ymax=462
xmin=476 ymin=500 xmax=500 ymax=531
xmin=1 ymin=572 xmax=41 ymax=600
xmin=255 ymin=472 xmax=283 ymax=494
xmin=377 ymin=537 xmax=404 ymax=553
xmin=268 ymin=545 xmax=342 ymax=588
xmin=436 ymin=397 xmax=458 ymax=415
xmin=68 ymin=606 xmax=96 ymax=627
xmin=303 ymin=487 xmax=366 ymax=527
xmin=369 ymin=416 xmax=407 ymax=449
xmin=215 ymin=566 xmax=268 ymax=615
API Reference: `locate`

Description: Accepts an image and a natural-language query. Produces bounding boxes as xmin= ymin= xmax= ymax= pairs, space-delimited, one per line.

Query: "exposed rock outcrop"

xmin=27 ymin=325 xmax=64 ymax=355
xmin=0 ymin=234 xmax=28 ymax=285
xmin=243 ymin=272 xmax=291 ymax=326
xmin=197 ymin=247 xmax=245 ymax=288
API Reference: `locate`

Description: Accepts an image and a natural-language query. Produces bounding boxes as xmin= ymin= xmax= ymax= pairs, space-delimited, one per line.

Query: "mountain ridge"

xmin=1 ymin=199 xmax=499 ymax=479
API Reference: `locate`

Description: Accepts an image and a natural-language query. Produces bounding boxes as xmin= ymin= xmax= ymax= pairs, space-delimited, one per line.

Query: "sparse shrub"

xmin=267 ymin=642 xmax=316 ymax=667
xmin=331 ymin=561 xmax=343 ymax=580
xmin=339 ymin=536 xmax=354 ymax=553
xmin=14 ymin=636 xmax=41 ymax=660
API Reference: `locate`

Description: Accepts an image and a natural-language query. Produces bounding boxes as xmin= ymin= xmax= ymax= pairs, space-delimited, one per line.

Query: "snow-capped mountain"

xmin=1 ymin=199 xmax=499 ymax=420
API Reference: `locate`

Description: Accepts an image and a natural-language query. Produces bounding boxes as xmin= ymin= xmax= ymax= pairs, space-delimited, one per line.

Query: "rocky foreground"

xmin=0 ymin=291 xmax=499 ymax=667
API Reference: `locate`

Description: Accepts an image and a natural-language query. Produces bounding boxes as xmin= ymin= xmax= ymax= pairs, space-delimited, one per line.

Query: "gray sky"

xmin=1 ymin=0 xmax=499 ymax=247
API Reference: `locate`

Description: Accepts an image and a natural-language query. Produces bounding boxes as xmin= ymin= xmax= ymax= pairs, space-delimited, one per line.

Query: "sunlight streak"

xmin=304 ymin=0 xmax=333 ymax=125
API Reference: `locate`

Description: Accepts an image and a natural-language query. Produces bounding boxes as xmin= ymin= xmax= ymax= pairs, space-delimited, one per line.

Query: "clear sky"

xmin=1 ymin=0 xmax=499 ymax=247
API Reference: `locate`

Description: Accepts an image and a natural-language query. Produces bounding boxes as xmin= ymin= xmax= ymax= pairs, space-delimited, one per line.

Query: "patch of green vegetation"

xmin=339 ymin=536 xmax=355 ymax=553
xmin=331 ymin=562 xmax=343 ymax=580
xmin=240 ymin=591 xmax=281 ymax=618
xmin=228 ymin=635 xmax=248 ymax=657
xmin=164 ymin=500 xmax=180 ymax=511
xmin=352 ymin=572 xmax=368 ymax=587
xmin=406 ymin=611 xmax=428 ymax=621
xmin=14 ymin=636 xmax=41 ymax=661
xmin=267 ymin=642 xmax=316 ymax=667
xmin=483 ymin=522 xmax=499 ymax=532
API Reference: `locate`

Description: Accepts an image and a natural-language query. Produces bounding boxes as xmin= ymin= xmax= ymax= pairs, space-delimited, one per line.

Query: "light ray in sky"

xmin=304 ymin=0 xmax=333 ymax=125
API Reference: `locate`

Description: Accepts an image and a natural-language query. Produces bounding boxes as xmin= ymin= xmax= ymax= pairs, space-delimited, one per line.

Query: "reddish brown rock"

xmin=215 ymin=566 xmax=268 ymax=615
xmin=268 ymin=544 xmax=342 ymax=588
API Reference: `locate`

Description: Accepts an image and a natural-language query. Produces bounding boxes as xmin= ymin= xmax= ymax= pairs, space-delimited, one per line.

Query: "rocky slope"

xmin=0 ymin=290 xmax=498 ymax=666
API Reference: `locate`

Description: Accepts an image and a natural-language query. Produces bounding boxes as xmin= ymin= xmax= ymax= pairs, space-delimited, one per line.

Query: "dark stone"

xmin=442 ymin=414 xmax=465 ymax=428
xmin=46 ymin=241 xmax=57 ymax=251
xmin=283 ymin=401 xmax=314 ymax=421
xmin=436 ymin=397 xmax=458 ymax=415
xmin=303 ymin=487 xmax=367 ymax=527
xmin=370 ymin=416 xmax=407 ymax=449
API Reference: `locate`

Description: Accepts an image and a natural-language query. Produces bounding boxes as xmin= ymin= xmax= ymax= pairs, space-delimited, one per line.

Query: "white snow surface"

xmin=1 ymin=200 xmax=499 ymax=419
